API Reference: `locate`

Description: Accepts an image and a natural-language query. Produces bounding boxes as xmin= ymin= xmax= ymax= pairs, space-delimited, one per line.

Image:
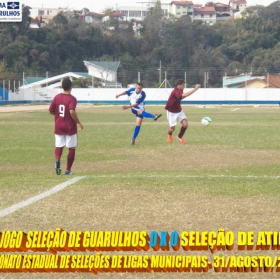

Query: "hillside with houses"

xmin=0 ymin=0 xmax=280 ymax=90
xmin=30 ymin=0 xmax=248 ymax=28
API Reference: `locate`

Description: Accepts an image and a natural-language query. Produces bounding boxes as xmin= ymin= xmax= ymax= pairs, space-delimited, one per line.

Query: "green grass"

xmin=1 ymin=105 xmax=280 ymax=279
xmin=0 ymin=106 xmax=279 ymax=191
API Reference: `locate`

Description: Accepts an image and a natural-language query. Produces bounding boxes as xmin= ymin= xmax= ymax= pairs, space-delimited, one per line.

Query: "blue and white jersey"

xmin=125 ymin=88 xmax=146 ymax=110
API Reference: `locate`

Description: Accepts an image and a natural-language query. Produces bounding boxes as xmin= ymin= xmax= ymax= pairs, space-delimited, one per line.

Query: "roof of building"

xmin=118 ymin=6 xmax=150 ymax=11
xmin=76 ymin=12 xmax=103 ymax=18
xmin=214 ymin=3 xmax=230 ymax=8
xmin=72 ymin=72 xmax=92 ymax=78
xmin=109 ymin=11 xmax=125 ymax=17
xmin=237 ymin=78 xmax=266 ymax=88
xmin=170 ymin=1 xmax=193 ymax=6
xmin=24 ymin=77 xmax=45 ymax=85
xmin=85 ymin=12 xmax=103 ymax=17
xmin=237 ymin=74 xmax=280 ymax=88
xmin=84 ymin=61 xmax=120 ymax=72
xmin=22 ymin=72 xmax=92 ymax=88
xmin=194 ymin=7 xmax=216 ymax=12
xmin=229 ymin=0 xmax=247 ymax=4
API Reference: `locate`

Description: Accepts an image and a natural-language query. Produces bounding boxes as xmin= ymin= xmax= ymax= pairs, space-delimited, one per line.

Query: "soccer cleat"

xmin=168 ymin=135 xmax=173 ymax=143
xmin=154 ymin=114 xmax=162 ymax=121
xmin=131 ymin=139 xmax=135 ymax=145
xmin=55 ymin=160 xmax=61 ymax=175
xmin=65 ymin=170 xmax=74 ymax=175
xmin=177 ymin=136 xmax=186 ymax=145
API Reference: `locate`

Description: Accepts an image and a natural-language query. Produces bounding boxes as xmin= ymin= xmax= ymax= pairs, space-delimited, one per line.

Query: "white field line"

xmin=92 ymin=174 xmax=280 ymax=179
xmin=1 ymin=174 xmax=278 ymax=218
xmin=231 ymin=108 xmax=240 ymax=111
xmin=0 ymin=176 xmax=86 ymax=218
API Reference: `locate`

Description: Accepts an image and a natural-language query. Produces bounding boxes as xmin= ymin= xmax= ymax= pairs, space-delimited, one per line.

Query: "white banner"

xmin=0 ymin=1 xmax=22 ymax=22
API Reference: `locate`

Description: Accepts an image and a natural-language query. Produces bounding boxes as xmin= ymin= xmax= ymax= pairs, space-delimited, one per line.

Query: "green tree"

xmin=52 ymin=12 xmax=68 ymax=27
xmin=102 ymin=7 xmax=114 ymax=15
xmin=141 ymin=0 xmax=164 ymax=54
xmin=72 ymin=78 xmax=91 ymax=88
xmin=0 ymin=60 xmax=19 ymax=80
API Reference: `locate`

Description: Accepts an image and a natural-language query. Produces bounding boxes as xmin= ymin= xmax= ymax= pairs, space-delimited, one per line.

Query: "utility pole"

xmin=159 ymin=60 xmax=162 ymax=84
xmin=267 ymin=72 xmax=269 ymax=88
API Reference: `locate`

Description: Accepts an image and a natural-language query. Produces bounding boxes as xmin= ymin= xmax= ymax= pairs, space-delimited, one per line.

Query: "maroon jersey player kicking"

xmin=165 ymin=79 xmax=200 ymax=145
xmin=49 ymin=78 xmax=83 ymax=175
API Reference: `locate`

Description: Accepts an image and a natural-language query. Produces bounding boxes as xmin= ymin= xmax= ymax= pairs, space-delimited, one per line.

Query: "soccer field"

xmin=0 ymin=104 xmax=280 ymax=278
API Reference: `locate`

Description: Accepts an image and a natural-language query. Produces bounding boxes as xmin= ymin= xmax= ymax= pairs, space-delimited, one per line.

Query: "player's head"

xmin=135 ymin=82 xmax=143 ymax=94
xmin=62 ymin=78 xmax=72 ymax=91
xmin=175 ymin=79 xmax=185 ymax=90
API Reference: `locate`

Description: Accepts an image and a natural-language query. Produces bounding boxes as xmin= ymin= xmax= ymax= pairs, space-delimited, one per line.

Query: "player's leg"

xmin=136 ymin=108 xmax=162 ymax=121
xmin=65 ymin=134 xmax=77 ymax=174
xmin=131 ymin=117 xmax=143 ymax=145
xmin=54 ymin=134 xmax=66 ymax=175
xmin=167 ymin=111 xmax=177 ymax=143
xmin=168 ymin=126 xmax=175 ymax=143
xmin=130 ymin=108 xmax=143 ymax=145
xmin=177 ymin=112 xmax=188 ymax=145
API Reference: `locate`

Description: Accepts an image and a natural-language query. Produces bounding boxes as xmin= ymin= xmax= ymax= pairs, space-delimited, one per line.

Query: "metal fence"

xmin=0 ymin=80 xmax=21 ymax=101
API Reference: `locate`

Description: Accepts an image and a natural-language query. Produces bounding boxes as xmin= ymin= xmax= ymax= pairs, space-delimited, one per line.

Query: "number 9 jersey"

xmin=49 ymin=93 xmax=78 ymax=135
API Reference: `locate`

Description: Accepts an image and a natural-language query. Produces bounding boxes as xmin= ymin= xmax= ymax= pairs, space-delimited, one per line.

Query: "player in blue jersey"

xmin=116 ymin=83 xmax=162 ymax=145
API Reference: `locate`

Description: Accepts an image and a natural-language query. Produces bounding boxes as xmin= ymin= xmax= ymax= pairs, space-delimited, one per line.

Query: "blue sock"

xmin=132 ymin=126 xmax=141 ymax=140
xmin=141 ymin=111 xmax=154 ymax=119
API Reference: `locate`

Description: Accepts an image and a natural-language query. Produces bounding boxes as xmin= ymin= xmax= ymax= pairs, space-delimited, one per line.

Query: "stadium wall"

xmin=3 ymin=88 xmax=280 ymax=105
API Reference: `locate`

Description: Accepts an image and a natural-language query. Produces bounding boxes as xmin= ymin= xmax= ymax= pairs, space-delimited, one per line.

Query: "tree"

xmin=141 ymin=0 xmax=164 ymax=54
xmin=52 ymin=12 xmax=68 ymax=27
xmin=102 ymin=7 xmax=114 ymax=16
xmin=82 ymin=7 xmax=89 ymax=14
xmin=0 ymin=60 xmax=19 ymax=80
xmin=205 ymin=2 xmax=214 ymax=7
xmin=72 ymin=78 xmax=91 ymax=88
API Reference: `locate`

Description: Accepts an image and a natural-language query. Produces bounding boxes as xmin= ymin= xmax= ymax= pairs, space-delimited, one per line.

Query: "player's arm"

xmin=117 ymin=91 xmax=130 ymax=109
xmin=122 ymin=102 xmax=138 ymax=110
xmin=116 ymin=91 xmax=126 ymax=98
xmin=70 ymin=109 xmax=83 ymax=130
xmin=182 ymin=84 xmax=201 ymax=99
xmin=49 ymin=99 xmax=56 ymax=115
xmin=122 ymin=93 xmax=145 ymax=110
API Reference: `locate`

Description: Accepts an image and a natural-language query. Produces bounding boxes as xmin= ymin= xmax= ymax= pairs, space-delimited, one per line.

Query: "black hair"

xmin=136 ymin=82 xmax=144 ymax=88
xmin=175 ymin=79 xmax=185 ymax=86
xmin=62 ymin=78 xmax=72 ymax=91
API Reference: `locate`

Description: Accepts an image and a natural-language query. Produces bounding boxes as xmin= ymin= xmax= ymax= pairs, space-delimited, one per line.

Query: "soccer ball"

xmin=201 ymin=117 xmax=211 ymax=126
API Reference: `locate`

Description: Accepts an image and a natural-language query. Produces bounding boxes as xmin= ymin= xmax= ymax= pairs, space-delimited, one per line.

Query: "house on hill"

xmin=76 ymin=11 xmax=103 ymax=24
xmin=229 ymin=0 xmax=247 ymax=16
xmin=214 ymin=2 xmax=231 ymax=20
xmin=193 ymin=6 xmax=216 ymax=25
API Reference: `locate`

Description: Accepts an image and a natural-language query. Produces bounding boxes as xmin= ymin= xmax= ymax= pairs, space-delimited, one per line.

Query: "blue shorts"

xmin=131 ymin=106 xmax=143 ymax=119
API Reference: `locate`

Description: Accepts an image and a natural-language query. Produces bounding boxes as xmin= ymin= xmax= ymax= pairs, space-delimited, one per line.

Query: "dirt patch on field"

xmin=0 ymin=104 xmax=50 ymax=113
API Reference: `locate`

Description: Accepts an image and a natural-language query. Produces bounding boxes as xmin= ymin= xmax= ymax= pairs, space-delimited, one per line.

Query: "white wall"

xmin=9 ymin=87 xmax=280 ymax=103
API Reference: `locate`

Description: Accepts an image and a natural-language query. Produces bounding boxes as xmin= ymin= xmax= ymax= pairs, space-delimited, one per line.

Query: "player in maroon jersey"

xmin=49 ymin=78 xmax=83 ymax=175
xmin=165 ymin=79 xmax=200 ymax=145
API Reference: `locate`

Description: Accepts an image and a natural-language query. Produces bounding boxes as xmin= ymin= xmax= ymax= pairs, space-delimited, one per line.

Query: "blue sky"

xmin=23 ymin=0 xmax=277 ymax=14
